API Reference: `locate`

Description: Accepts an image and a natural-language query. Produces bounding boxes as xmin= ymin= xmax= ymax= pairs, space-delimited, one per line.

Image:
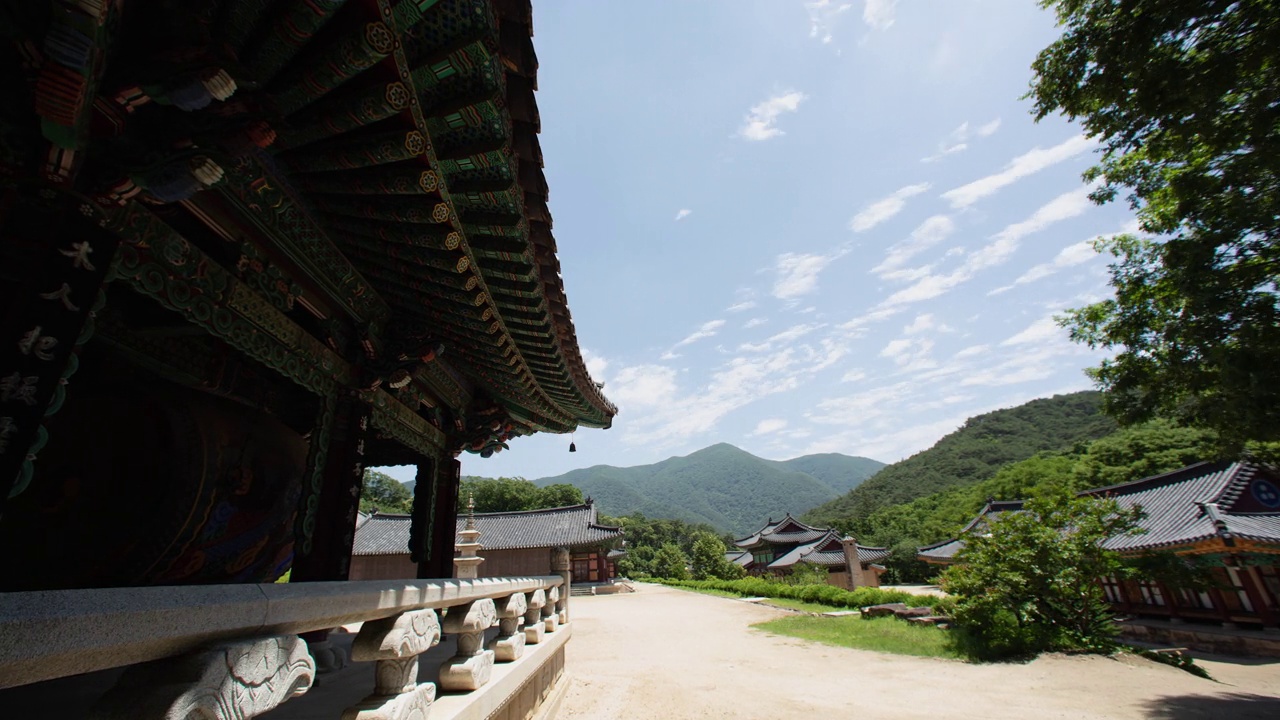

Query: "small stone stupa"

xmin=454 ymin=492 xmax=484 ymax=579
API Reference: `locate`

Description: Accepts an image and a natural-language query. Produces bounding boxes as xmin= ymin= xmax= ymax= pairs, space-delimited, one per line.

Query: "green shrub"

xmin=655 ymin=576 xmax=945 ymax=612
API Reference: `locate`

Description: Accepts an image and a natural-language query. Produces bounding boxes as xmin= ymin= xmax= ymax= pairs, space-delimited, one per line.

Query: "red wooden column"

xmin=597 ymin=548 xmax=609 ymax=582
xmin=290 ymin=393 xmax=371 ymax=582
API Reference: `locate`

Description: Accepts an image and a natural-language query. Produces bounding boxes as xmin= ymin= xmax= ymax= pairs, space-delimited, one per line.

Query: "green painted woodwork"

xmin=245 ymin=0 xmax=349 ymax=84
xmin=271 ymin=21 xmax=396 ymax=117
xmin=106 ymin=203 xmax=355 ymax=397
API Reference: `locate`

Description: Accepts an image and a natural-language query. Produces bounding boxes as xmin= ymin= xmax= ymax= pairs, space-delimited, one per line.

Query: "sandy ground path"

xmin=558 ymin=583 xmax=1280 ymax=720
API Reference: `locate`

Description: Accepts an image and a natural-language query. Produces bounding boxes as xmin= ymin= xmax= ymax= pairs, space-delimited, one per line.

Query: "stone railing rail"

xmin=0 ymin=575 xmax=568 ymax=719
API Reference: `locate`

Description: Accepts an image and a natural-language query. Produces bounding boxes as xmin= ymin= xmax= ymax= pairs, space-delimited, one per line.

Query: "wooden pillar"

xmin=0 ymin=196 xmax=118 ymax=517
xmin=409 ymin=457 xmax=436 ymax=575
xmin=290 ymin=393 xmax=370 ymax=582
xmin=418 ymin=456 xmax=459 ymax=579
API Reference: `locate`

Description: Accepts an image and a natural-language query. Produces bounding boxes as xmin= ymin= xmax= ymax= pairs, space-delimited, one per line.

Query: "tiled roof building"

xmin=351 ymin=501 xmax=623 ymax=584
xmin=734 ymin=515 xmax=889 ymax=589
xmin=919 ymin=461 xmax=1280 ymax=631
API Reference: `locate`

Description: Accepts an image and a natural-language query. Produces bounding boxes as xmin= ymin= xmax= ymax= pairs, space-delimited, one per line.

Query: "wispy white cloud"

xmin=953 ymin=344 xmax=990 ymax=359
xmin=839 ymin=306 xmax=902 ymax=336
xmin=991 ymin=220 xmax=1138 ymax=295
xmin=739 ymin=323 xmax=826 ymax=353
xmin=674 ymin=319 xmax=726 ymax=348
xmin=941 ymin=134 xmax=1095 ymax=209
xmin=738 ymin=90 xmax=807 ymax=141
xmin=922 ymin=118 xmax=1003 ymax=163
xmin=841 ymin=368 xmax=867 ymax=383
xmin=862 ymin=0 xmax=898 ymax=30
xmin=744 ymin=317 xmax=768 ymax=329
xmin=609 ymin=364 xmax=679 ymax=408
xmin=581 ymin=348 xmax=609 ymax=383
xmin=726 ymin=300 xmax=757 ymax=313
xmin=659 ymin=350 xmax=680 ymax=361
xmin=773 ymin=250 xmax=847 ymax=300
xmin=872 ymin=215 xmax=954 ymax=278
xmin=921 ymin=122 xmax=969 ymax=163
xmin=879 ymin=187 xmax=1093 ymax=308
xmin=1000 ymin=315 xmax=1065 ymax=347
xmin=903 ymin=313 xmax=952 ymax=335
xmin=674 ymin=208 xmax=692 ymax=221
xmin=805 ymin=0 xmax=853 ymax=44
xmin=880 ymin=337 xmax=935 ymax=369
xmin=751 ymin=418 xmax=789 ymax=436
xmin=850 ymin=182 xmax=930 ymax=232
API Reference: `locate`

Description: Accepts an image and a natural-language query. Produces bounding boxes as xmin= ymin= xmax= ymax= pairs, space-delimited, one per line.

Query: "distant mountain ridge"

xmin=528 ymin=444 xmax=885 ymax=534
xmin=803 ymin=391 xmax=1117 ymax=529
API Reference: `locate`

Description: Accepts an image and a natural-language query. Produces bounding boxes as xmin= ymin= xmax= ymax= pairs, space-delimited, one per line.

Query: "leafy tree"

xmin=536 ymin=483 xmax=585 ymax=508
xmin=651 ymin=543 xmax=690 ymax=581
xmin=942 ymin=486 xmax=1143 ymax=660
xmin=616 ymin=545 xmax=656 ymax=579
xmin=457 ymin=477 xmax=584 ymax=513
xmin=785 ymin=562 xmax=829 ymax=587
xmin=360 ymin=470 xmax=413 ymax=514
xmin=688 ymin=532 xmax=726 ymax=581
xmin=1073 ymin=419 xmax=1218 ymax=487
xmin=688 ymin=531 xmax=746 ymax=581
xmin=1032 ymin=0 xmax=1280 ymax=446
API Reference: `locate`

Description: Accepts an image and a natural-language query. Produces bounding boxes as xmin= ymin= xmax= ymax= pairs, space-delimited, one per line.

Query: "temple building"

xmin=919 ymin=461 xmax=1280 ymax=630
xmin=735 ymin=515 xmax=890 ymax=589
xmin=349 ymin=500 xmax=624 ymax=583
xmin=0 ymin=1 xmax=614 ymax=717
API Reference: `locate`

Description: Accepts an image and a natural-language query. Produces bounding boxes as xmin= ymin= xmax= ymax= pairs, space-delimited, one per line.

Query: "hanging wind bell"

xmin=569 ymin=432 xmax=576 ymax=453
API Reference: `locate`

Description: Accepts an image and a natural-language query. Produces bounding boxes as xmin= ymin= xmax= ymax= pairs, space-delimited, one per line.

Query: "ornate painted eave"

xmin=4 ymin=0 xmax=616 ymax=454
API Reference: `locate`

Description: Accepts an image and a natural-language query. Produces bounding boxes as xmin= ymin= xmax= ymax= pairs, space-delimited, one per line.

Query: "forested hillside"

xmin=804 ymin=392 xmax=1116 ymax=529
xmin=769 ymin=453 xmax=886 ymax=495
xmin=532 ymin=443 xmax=884 ymax=534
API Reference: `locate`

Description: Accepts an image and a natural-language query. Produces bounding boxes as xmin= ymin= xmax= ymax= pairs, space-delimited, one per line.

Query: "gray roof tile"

xmin=352 ymin=502 xmax=623 ymax=556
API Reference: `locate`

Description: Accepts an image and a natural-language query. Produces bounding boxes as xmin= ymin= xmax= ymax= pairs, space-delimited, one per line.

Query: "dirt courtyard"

xmin=557 ymin=583 xmax=1280 ymax=720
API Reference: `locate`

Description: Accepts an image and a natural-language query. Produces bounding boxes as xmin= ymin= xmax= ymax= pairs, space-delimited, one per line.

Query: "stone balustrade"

xmin=0 ymin=575 xmax=567 ymax=720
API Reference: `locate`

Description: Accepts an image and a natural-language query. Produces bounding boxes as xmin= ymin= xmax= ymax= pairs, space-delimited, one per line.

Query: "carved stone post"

xmin=492 ymin=592 xmax=528 ymax=662
xmin=523 ymin=589 xmax=547 ymax=644
xmin=552 ymin=546 xmax=571 ymax=624
xmin=88 ymin=635 xmax=314 ymax=720
xmin=439 ymin=599 xmax=497 ymax=691
xmin=342 ymin=609 xmax=441 ymax=720
xmin=541 ymin=586 xmax=560 ymax=633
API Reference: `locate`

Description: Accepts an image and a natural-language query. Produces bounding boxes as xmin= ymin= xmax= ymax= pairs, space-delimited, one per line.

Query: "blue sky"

xmin=382 ymin=0 xmax=1139 ymax=485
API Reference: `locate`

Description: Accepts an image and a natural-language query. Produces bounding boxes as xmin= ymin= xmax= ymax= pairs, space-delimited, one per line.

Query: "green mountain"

xmin=770 ymin=453 xmax=887 ymax=495
xmin=530 ymin=443 xmax=884 ymax=534
xmin=803 ymin=391 xmax=1117 ymax=529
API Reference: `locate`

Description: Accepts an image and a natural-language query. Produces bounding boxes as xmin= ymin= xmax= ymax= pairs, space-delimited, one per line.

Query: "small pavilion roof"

xmin=767 ymin=531 xmax=890 ymax=570
xmin=735 ymin=514 xmax=827 ymax=549
xmin=352 ymin=501 xmax=622 ymax=556
xmin=724 ymin=550 xmax=753 ymax=567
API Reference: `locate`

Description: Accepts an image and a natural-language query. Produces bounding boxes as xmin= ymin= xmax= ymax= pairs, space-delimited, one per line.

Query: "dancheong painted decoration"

xmin=0 ymin=0 xmax=614 ymax=590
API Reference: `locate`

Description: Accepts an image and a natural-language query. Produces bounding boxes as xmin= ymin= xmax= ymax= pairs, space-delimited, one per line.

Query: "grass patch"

xmin=761 ymin=597 xmax=852 ymax=614
xmin=753 ymin=615 xmax=961 ymax=659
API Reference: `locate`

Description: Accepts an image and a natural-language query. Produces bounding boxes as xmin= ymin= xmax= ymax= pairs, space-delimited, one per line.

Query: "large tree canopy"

xmin=457 ymin=476 xmax=585 ymax=513
xmin=1032 ymin=0 xmax=1280 ymax=446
